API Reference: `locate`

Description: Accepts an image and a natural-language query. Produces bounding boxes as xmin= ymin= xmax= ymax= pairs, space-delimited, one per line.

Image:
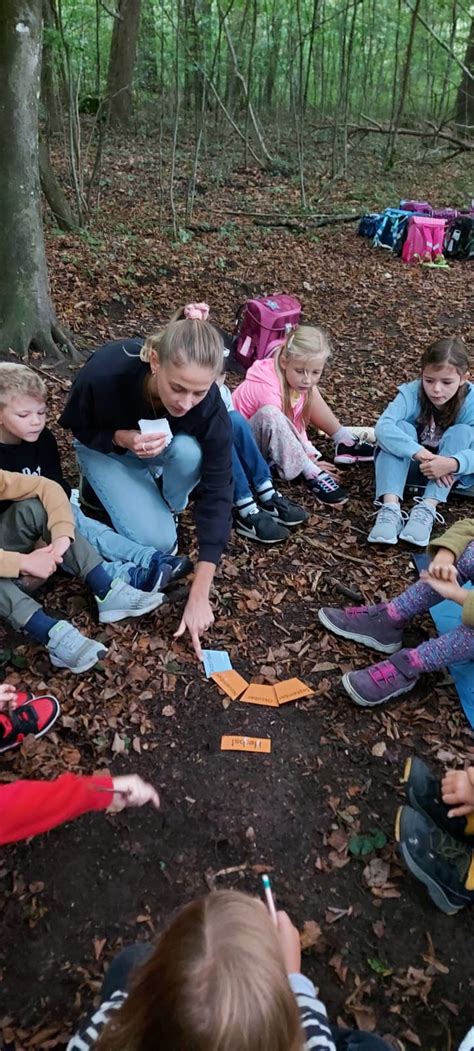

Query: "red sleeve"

xmin=0 ymin=773 xmax=113 ymax=845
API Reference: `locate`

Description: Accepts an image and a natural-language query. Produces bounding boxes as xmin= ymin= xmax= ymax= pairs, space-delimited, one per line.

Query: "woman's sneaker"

xmin=399 ymin=500 xmax=444 ymax=548
xmin=0 ymin=695 xmax=60 ymax=753
xmin=96 ymin=579 xmax=168 ymax=623
xmin=307 ymin=472 xmax=349 ymax=506
xmin=318 ymin=604 xmax=404 ymax=654
xmin=341 ymin=649 xmax=421 ymax=707
xmin=258 ymin=491 xmax=309 ymax=527
xmin=403 ymin=756 xmax=474 ymax=844
xmin=395 ymin=805 xmax=474 ymax=914
xmin=334 ymin=439 xmax=375 ymax=465
xmin=47 ymin=622 xmax=107 ymax=673
xmin=368 ymin=503 xmax=406 ymax=544
xmin=234 ymin=507 xmax=290 ymax=544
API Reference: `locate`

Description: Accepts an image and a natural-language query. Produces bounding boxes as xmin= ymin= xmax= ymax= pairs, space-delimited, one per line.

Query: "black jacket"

xmin=0 ymin=428 xmax=70 ymax=513
xmin=59 ymin=340 xmax=233 ymax=564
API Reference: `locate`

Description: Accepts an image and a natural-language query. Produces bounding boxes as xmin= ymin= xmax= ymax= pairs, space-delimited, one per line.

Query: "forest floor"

xmin=1 ymin=138 xmax=474 ymax=1051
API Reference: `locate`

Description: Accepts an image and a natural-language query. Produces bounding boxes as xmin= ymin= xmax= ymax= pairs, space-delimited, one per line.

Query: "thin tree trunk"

xmin=455 ymin=15 xmax=474 ymax=126
xmin=386 ymin=0 xmax=420 ymax=166
xmin=39 ymin=138 xmax=77 ymax=230
xmin=0 ymin=0 xmax=79 ymax=359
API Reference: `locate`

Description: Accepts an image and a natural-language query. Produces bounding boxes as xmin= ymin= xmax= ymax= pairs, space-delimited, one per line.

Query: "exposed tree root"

xmin=1 ymin=317 xmax=83 ymax=364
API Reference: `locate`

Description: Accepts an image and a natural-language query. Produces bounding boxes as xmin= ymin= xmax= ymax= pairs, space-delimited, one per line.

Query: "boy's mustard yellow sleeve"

xmin=0 ymin=471 xmax=75 ymax=579
xmin=428 ymin=518 xmax=474 ymax=561
xmin=462 ymin=591 xmax=474 ymax=629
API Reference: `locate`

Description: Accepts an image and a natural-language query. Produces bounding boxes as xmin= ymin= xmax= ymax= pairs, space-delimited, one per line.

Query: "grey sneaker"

xmin=368 ymin=503 xmax=406 ymax=545
xmin=96 ymin=578 xmax=168 ymax=623
xmin=318 ymin=604 xmax=404 ymax=654
xmin=47 ymin=621 xmax=107 ymax=673
xmin=399 ymin=500 xmax=445 ymax=548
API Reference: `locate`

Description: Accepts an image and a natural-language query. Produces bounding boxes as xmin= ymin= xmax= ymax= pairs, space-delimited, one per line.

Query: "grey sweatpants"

xmin=0 ymin=499 xmax=101 ymax=630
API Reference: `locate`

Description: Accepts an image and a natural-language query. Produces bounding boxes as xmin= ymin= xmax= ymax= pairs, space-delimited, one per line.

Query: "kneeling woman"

xmin=60 ymin=303 xmax=232 ymax=656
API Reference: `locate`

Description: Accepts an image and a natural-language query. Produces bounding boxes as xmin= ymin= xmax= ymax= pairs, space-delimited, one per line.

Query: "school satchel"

xmin=233 ymin=294 xmax=301 ymax=369
xmin=444 ymin=216 xmax=474 ymax=261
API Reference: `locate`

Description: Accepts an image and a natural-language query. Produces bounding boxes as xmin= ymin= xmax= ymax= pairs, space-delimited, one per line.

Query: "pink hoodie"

xmin=233 ymin=358 xmax=314 ymax=450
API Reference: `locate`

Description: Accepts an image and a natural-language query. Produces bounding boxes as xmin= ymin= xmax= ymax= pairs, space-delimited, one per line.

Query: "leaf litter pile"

xmin=1 ymin=144 xmax=474 ymax=1050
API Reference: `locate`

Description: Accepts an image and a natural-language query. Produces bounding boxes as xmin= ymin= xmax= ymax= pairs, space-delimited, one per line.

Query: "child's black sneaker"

xmin=234 ymin=508 xmax=290 ymax=544
xmin=0 ymin=695 xmax=60 ymax=754
xmin=307 ymin=472 xmax=349 ymax=506
xmin=334 ymin=440 xmax=375 ymax=465
xmin=403 ymin=756 xmax=474 ymax=844
xmin=395 ymin=805 xmax=474 ymax=914
xmin=257 ymin=491 xmax=309 ymax=527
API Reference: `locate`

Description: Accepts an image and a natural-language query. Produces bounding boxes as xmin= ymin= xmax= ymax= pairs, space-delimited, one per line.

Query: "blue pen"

xmin=262 ymin=873 xmax=277 ymax=924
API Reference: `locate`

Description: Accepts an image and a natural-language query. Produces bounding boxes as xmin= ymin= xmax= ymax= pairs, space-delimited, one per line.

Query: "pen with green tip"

xmin=262 ymin=873 xmax=277 ymax=925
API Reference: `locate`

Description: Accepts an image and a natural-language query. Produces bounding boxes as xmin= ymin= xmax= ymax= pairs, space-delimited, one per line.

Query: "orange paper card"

xmin=211 ymin=670 xmax=249 ymax=700
xmin=274 ymin=678 xmax=314 ymax=705
xmin=240 ymin=683 xmax=279 ymax=707
xmin=221 ymin=735 xmax=272 ymax=754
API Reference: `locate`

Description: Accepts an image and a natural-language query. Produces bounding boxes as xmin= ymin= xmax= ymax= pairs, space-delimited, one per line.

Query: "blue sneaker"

xmin=128 ymin=553 xmax=193 ymax=592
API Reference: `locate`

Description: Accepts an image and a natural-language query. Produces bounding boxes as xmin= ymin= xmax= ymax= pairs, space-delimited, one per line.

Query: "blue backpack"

xmin=373 ymin=208 xmax=413 ymax=254
xmin=358 ymin=213 xmax=381 ymax=239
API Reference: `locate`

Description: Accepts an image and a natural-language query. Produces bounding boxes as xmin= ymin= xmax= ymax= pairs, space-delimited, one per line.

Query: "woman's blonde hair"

xmin=274 ymin=325 xmax=331 ymax=425
xmin=140 ymin=306 xmax=224 ymax=374
xmin=96 ymin=890 xmax=303 ymax=1051
xmin=0 ymin=363 xmax=46 ymax=409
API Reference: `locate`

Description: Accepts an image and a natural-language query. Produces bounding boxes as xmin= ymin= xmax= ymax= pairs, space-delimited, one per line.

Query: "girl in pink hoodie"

xmin=233 ymin=326 xmax=367 ymax=506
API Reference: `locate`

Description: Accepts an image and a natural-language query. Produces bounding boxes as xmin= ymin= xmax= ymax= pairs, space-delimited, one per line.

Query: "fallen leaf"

xmin=300 ymin=920 xmax=322 ymax=949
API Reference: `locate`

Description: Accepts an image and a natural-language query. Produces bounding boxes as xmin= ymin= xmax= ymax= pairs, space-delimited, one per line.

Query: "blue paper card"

xmin=202 ymin=649 xmax=232 ymax=678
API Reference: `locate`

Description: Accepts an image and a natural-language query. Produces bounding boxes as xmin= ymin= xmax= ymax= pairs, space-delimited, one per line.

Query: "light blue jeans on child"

xmin=74 ymin=435 xmax=202 ymax=552
xmin=72 ymin=506 xmax=158 ymax=580
xmin=375 ymin=422 xmax=474 ymax=503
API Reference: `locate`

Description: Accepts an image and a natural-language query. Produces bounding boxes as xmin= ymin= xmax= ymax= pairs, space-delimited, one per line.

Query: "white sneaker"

xmin=368 ymin=503 xmax=406 ymax=544
xmin=399 ymin=500 xmax=445 ymax=547
xmin=96 ymin=578 xmax=168 ymax=623
xmin=47 ymin=621 xmax=107 ymax=673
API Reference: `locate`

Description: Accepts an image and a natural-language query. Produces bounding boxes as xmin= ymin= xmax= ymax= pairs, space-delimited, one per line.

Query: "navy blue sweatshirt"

xmin=59 ymin=340 xmax=233 ymax=565
xmin=0 ymin=428 xmax=70 ymax=512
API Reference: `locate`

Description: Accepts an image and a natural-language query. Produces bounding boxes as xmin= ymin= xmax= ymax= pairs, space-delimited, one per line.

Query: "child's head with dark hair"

xmin=418 ymin=335 xmax=470 ymax=432
xmin=96 ymin=890 xmax=303 ymax=1051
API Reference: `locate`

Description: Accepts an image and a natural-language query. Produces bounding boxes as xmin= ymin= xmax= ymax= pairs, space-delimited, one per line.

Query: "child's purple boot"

xmin=341 ymin=649 xmax=422 ymax=707
xmin=318 ymin=603 xmax=404 ymax=654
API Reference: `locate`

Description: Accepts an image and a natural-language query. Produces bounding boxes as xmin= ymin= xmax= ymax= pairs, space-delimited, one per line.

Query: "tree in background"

xmin=455 ymin=14 xmax=474 ymax=127
xmin=106 ymin=0 xmax=142 ymax=125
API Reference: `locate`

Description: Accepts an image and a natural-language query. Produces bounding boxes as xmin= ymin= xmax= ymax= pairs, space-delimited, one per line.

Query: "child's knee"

xmin=439 ymin=423 xmax=472 ymax=451
xmin=10 ymin=498 xmax=48 ymax=536
xmin=397 ymin=420 xmax=418 ymax=439
xmin=253 ymin=405 xmax=284 ymax=427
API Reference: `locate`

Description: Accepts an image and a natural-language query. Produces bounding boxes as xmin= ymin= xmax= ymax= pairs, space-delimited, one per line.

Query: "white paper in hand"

xmin=139 ymin=418 xmax=173 ymax=447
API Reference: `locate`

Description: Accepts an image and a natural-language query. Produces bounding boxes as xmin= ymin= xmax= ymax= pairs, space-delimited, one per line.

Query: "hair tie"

xmin=184 ymin=302 xmax=210 ymax=321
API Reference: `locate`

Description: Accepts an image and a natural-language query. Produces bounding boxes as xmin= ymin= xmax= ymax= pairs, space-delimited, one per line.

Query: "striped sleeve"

xmin=66 ymin=990 xmax=127 ymax=1051
xmin=289 ymin=974 xmax=336 ymax=1051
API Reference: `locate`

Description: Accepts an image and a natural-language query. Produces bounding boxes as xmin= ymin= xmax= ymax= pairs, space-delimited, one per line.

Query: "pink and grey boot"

xmin=341 ymin=649 xmax=422 ymax=707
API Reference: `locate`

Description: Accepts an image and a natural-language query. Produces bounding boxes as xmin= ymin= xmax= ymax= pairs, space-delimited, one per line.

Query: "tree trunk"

xmin=39 ymin=139 xmax=77 ymax=231
xmin=454 ymin=15 xmax=474 ymax=126
xmin=106 ymin=0 xmax=141 ymax=127
xmin=0 ymin=0 xmax=79 ymax=360
xmin=40 ymin=0 xmax=61 ymax=135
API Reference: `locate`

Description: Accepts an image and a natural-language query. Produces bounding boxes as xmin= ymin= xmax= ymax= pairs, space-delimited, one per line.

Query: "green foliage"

xmin=349 ymin=828 xmax=388 ymax=856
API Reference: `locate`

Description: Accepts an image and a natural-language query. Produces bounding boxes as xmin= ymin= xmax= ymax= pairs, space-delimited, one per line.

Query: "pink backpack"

xmin=233 ymin=295 xmax=301 ymax=369
xmin=402 ymin=216 xmax=446 ymax=264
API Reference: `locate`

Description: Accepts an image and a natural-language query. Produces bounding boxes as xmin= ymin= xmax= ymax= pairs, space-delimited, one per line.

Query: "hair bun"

xmin=184 ymin=302 xmax=210 ymax=321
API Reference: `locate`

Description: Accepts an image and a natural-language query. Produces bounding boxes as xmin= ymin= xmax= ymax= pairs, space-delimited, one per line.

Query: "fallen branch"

xmin=305 ymin=537 xmax=367 ymax=565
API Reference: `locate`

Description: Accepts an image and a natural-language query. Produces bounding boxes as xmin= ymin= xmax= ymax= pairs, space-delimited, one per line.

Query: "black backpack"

xmin=444 ymin=216 xmax=474 ymax=261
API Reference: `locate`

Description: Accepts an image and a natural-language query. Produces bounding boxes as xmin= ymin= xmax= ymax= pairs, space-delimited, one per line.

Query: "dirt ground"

xmin=1 ymin=141 xmax=474 ymax=1050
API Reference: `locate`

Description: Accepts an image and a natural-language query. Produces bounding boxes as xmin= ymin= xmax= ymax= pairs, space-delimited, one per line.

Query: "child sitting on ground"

xmin=0 ymin=469 xmax=166 ymax=673
xmin=233 ymin=325 xmax=373 ymax=508
xmin=318 ymin=517 xmax=474 ymax=708
xmin=369 ymin=336 xmax=474 ymax=548
xmin=67 ymin=889 xmax=392 ymax=1051
xmin=218 ymin=355 xmax=308 ymax=543
xmin=396 ymin=754 xmax=474 ymax=915
xmin=0 ymin=363 xmax=191 ymax=591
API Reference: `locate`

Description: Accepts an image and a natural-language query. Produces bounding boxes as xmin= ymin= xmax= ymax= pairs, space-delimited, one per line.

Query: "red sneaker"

xmin=0 ymin=695 xmax=60 ymax=753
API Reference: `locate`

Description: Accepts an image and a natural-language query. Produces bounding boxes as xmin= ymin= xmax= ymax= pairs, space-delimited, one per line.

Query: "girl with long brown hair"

xmin=369 ymin=336 xmax=474 ymax=548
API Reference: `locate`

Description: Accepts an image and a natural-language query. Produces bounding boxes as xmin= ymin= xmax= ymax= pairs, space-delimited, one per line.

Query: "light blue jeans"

xmin=72 ymin=506 xmax=158 ymax=580
xmin=74 ymin=435 xmax=202 ymax=552
xmin=375 ymin=422 xmax=474 ymax=503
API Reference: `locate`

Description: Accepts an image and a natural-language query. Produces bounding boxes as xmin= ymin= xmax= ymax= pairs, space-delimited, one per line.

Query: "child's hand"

xmin=442 ymin=769 xmax=474 ymax=817
xmin=419 ymin=454 xmax=458 ymax=480
xmin=0 ymin=683 xmax=18 ymax=712
xmin=106 ymin=775 xmax=160 ymax=814
xmin=414 ymin=448 xmax=435 ymax=463
xmin=276 ymin=911 xmax=301 ymax=974
xmin=316 ymin=460 xmax=342 ymax=478
xmin=420 ymin=569 xmax=466 ymax=606
xmin=428 ymin=549 xmax=457 ymax=581
xmin=19 ymin=547 xmax=58 ymax=580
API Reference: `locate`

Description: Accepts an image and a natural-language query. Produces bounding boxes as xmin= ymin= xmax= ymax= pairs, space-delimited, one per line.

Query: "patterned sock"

xmin=255 ymin=479 xmax=275 ymax=502
xmin=235 ymin=496 xmax=259 ymax=517
xmin=86 ymin=564 xmax=113 ymax=599
xmin=25 ymin=610 xmax=60 ymax=644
